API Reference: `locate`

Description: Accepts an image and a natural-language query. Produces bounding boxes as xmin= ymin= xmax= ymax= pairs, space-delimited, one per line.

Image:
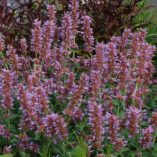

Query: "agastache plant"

xmin=0 ymin=2 xmax=156 ymax=157
xmin=0 ymin=124 xmax=10 ymax=139
xmin=62 ymin=13 xmax=75 ymax=49
xmin=150 ymin=112 xmax=157 ymax=130
xmin=40 ymin=20 xmax=54 ymax=60
xmin=69 ymin=0 xmax=79 ymax=33
xmin=125 ymin=106 xmax=142 ymax=137
xmin=20 ymin=38 xmax=28 ymax=52
xmin=82 ymin=15 xmax=94 ymax=52
xmin=0 ymin=38 xmax=5 ymax=52
xmin=139 ymin=126 xmax=154 ymax=149
xmin=1 ymin=70 xmax=14 ymax=111
xmin=31 ymin=19 xmax=42 ymax=56
xmin=64 ymin=74 xmax=88 ymax=118
xmin=105 ymin=113 xmax=120 ymax=144
xmin=42 ymin=113 xmax=68 ymax=142
xmin=88 ymin=101 xmax=104 ymax=151
xmin=17 ymin=133 xmax=39 ymax=153
xmin=47 ymin=5 xmax=56 ymax=23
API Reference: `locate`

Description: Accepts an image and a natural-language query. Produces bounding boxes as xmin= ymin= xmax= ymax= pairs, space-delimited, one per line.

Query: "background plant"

xmin=0 ymin=0 xmax=156 ymax=50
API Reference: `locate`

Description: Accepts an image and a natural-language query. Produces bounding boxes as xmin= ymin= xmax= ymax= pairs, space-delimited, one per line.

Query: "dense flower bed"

xmin=0 ymin=1 xmax=157 ymax=157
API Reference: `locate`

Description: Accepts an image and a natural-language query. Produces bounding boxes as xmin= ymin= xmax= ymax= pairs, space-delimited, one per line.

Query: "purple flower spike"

xmin=20 ymin=38 xmax=28 ymax=51
xmin=41 ymin=20 xmax=55 ymax=60
xmin=1 ymin=69 xmax=14 ymax=110
xmin=0 ymin=38 xmax=5 ymax=52
xmin=42 ymin=113 xmax=68 ymax=142
xmin=47 ymin=5 xmax=56 ymax=23
xmin=31 ymin=19 xmax=42 ymax=54
xmin=105 ymin=112 xmax=119 ymax=144
xmin=62 ymin=13 xmax=76 ymax=49
xmin=125 ymin=106 xmax=142 ymax=137
xmin=82 ymin=15 xmax=94 ymax=52
xmin=140 ymin=126 xmax=154 ymax=149
xmin=88 ymin=101 xmax=104 ymax=150
xmin=69 ymin=0 xmax=79 ymax=33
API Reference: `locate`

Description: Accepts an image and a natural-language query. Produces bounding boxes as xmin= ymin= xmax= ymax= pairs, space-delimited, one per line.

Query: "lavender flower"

xmin=125 ymin=106 xmax=142 ymax=137
xmin=18 ymin=81 xmax=51 ymax=131
xmin=62 ymin=13 xmax=75 ymax=49
xmin=18 ymin=133 xmax=39 ymax=153
xmin=0 ymin=124 xmax=10 ymax=139
xmin=20 ymin=38 xmax=28 ymax=52
xmin=106 ymin=42 xmax=117 ymax=74
xmin=1 ymin=69 xmax=13 ymax=110
xmin=88 ymin=101 xmax=104 ymax=150
xmin=139 ymin=126 xmax=154 ymax=149
xmin=114 ymin=137 xmax=127 ymax=151
xmin=95 ymin=42 xmax=105 ymax=70
xmin=35 ymin=86 xmax=50 ymax=114
xmin=69 ymin=0 xmax=79 ymax=33
xmin=150 ymin=112 xmax=157 ymax=129
xmin=3 ymin=146 xmax=12 ymax=154
xmin=90 ymin=70 xmax=102 ymax=99
xmin=18 ymin=88 xmax=38 ymax=131
xmin=42 ymin=113 xmax=68 ymax=142
xmin=105 ymin=112 xmax=119 ymax=144
xmin=0 ymin=38 xmax=5 ymax=51
xmin=82 ymin=15 xmax=94 ymax=52
xmin=40 ymin=20 xmax=54 ymax=60
xmin=64 ymin=74 xmax=88 ymax=118
xmin=47 ymin=5 xmax=56 ymax=23
xmin=7 ymin=45 xmax=20 ymax=71
xmin=31 ymin=19 xmax=42 ymax=54
xmin=62 ymin=72 xmax=75 ymax=97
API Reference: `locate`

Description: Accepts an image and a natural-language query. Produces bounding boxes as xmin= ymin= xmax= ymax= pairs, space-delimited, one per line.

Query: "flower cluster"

xmin=0 ymin=38 xmax=5 ymax=52
xmin=42 ymin=113 xmax=68 ymax=142
xmin=20 ymin=38 xmax=28 ymax=52
xmin=150 ymin=112 xmax=157 ymax=129
xmin=82 ymin=15 xmax=94 ymax=52
xmin=47 ymin=5 xmax=56 ymax=23
xmin=0 ymin=124 xmax=10 ymax=139
xmin=88 ymin=101 xmax=104 ymax=150
xmin=105 ymin=113 xmax=119 ymax=144
xmin=1 ymin=70 xmax=14 ymax=111
xmin=64 ymin=74 xmax=88 ymax=118
xmin=125 ymin=106 xmax=142 ymax=137
xmin=31 ymin=19 xmax=42 ymax=54
xmin=0 ymin=2 xmax=156 ymax=156
xmin=139 ymin=126 xmax=154 ymax=149
xmin=18 ymin=133 xmax=39 ymax=153
xmin=62 ymin=13 xmax=75 ymax=49
xmin=69 ymin=0 xmax=79 ymax=33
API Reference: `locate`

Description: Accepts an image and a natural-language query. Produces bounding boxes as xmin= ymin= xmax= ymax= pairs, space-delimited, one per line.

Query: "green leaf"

xmin=70 ymin=145 xmax=87 ymax=157
xmin=0 ymin=154 xmax=13 ymax=157
xmin=19 ymin=151 xmax=28 ymax=157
